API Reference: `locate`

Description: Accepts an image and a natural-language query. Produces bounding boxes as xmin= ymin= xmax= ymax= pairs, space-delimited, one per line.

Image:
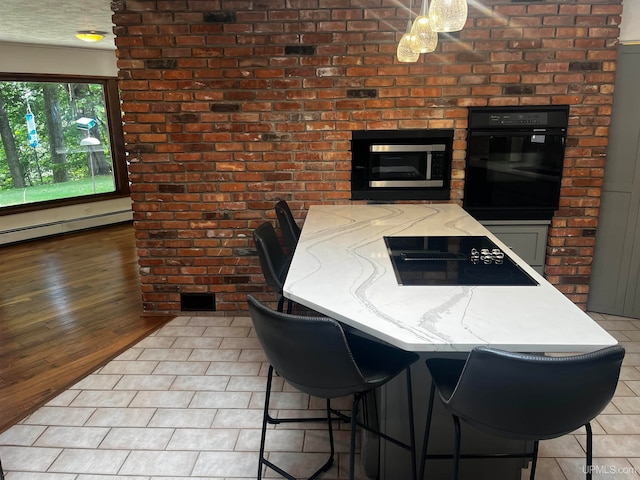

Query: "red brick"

xmin=114 ymin=0 xmax=620 ymax=313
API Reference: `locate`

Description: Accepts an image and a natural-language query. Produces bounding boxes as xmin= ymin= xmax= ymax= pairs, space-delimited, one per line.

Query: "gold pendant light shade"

xmin=429 ymin=0 xmax=468 ymax=33
xmin=397 ymin=0 xmax=465 ymax=62
xmin=409 ymin=0 xmax=438 ymax=54
xmin=397 ymin=21 xmax=421 ymax=63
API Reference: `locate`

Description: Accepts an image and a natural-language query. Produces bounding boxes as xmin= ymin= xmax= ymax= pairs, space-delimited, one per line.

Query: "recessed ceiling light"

xmin=75 ymin=31 xmax=107 ymax=43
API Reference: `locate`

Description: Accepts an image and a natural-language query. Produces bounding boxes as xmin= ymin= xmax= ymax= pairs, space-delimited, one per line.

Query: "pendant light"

xmin=397 ymin=20 xmax=420 ymax=62
xmin=409 ymin=0 xmax=438 ymax=54
xmin=397 ymin=0 xmax=420 ymax=62
xmin=429 ymin=0 xmax=468 ymax=33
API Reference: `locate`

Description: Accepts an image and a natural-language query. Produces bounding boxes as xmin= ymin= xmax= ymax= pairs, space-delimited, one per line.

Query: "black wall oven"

xmin=463 ymin=106 xmax=569 ymax=220
xmin=351 ymin=129 xmax=453 ymax=201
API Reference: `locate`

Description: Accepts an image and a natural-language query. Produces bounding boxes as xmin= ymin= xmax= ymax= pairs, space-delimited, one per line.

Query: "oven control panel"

xmin=468 ymin=106 xmax=569 ymax=130
xmin=488 ymin=112 xmax=548 ymax=126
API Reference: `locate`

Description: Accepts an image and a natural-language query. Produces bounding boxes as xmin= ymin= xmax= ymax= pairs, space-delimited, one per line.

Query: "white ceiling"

xmin=0 ymin=0 xmax=115 ymax=50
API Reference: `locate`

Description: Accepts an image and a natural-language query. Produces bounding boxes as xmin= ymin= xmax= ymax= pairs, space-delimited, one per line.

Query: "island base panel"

xmin=379 ymin=355 xmax=533 ymax=480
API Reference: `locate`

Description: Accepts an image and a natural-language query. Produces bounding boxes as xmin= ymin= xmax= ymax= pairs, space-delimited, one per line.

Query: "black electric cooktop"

xmin=384 ymin=236 xmax=538 ymax=286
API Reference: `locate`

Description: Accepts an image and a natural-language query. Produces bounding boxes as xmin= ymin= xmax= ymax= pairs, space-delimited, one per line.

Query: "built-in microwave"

xmin=351 ymin=129 xmax=454 ymax=201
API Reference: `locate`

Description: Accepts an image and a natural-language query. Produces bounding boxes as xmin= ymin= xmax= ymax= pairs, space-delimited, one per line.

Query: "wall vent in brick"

xmin=181 ymin=293 xmax=216 ymax=312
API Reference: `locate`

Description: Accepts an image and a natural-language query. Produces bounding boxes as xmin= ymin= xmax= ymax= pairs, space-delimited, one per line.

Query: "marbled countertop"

xmin=283 ymin=203 xmax=617 ymax=353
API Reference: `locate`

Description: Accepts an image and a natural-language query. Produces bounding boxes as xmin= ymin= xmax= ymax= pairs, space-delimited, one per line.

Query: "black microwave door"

xmin=464 ymin=130 xmax=565 ymax=217
xmin=370 ymin=151 xmax=426 ymax=182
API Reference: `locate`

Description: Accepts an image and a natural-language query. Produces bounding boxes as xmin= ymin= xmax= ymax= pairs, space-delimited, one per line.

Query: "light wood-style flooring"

xmin=0 ymin=223 xmax=172 ymax=434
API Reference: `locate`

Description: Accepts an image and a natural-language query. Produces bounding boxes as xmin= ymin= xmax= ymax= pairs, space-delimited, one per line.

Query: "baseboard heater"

xmin=0 ymin=210 xmax=133 ymax=245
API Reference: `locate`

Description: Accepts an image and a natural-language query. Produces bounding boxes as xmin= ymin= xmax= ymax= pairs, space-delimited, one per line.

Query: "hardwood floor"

xmin=0 ymin=223 xmax=172 ymax=434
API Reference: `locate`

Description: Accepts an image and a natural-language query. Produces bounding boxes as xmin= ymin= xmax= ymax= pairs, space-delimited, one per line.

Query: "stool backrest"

xmin=443 ymin=346 xmax=625 ymax=440
xmin=247 ymin=294 xmax=370 ymax=398
xmin=253 ymin=222 xmax=289 ymax=294
xmin=275 ymin=200 xmax=301 ymax=252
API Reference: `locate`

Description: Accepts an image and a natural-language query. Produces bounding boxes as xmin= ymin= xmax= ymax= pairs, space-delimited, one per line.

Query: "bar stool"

xmin=247 ymin=295 xmax=419 ymax=480
xmin=420 ymin=345 xmax=625 ymax=480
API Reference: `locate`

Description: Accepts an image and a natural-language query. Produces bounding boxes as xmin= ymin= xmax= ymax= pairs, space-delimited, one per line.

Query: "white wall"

xmin=621 ymin=0 xmax=640 ymax=44
xmin=0 ymin=42 xmax=130 ymax=245
xmin=0 ymin=42 xmax=118 ymax=76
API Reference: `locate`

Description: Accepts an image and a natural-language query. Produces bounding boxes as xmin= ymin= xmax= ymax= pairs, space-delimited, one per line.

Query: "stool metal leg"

xmin=452 ymin=415 xmax=461 ymax=480
xmin=406 ymin=367 xmax=418 ymax=480
xmin=259 ymin=365 xmax=416 ymax=480
xmin=277 ymin=296 xmax=285 ymax=312
xmin=349 ymin=370 xmax=417 ymax=480
xmin=529 ymin=440 xmax=539 ymax=480
xmin=259 ymin=365 xmax=336 ymax=480
xmin=349 ymin=392 xmax=365 ymax=480
xmin=585 ymin=422 xmax=593 ymax=480
xmin=257 ymin=365 xmax=275 ymax=480
xmin=276 ymin=296 xmax=293 ymax=314
xmin=419 ymin=381 xmax=437 ymax=480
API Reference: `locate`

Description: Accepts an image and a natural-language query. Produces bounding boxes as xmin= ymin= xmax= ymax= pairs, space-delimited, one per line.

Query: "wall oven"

xmin=351 ymin=129 xmax=453 ymax=201
xmin=463 ymin=106 xmax=569 ymax=220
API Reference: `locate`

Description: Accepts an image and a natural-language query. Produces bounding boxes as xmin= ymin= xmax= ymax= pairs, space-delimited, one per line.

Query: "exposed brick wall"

xmin=112 ymin=0 xmax=622 ymax=313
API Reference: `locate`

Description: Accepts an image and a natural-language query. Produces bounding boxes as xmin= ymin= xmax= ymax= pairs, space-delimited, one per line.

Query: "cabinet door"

xmin=481 ymin=223 xmax=549 ymax=275
xmin=588 ymin=44 xmax=640 ymax=317
xmin=486 ymin=226 xmax=547 ymax=267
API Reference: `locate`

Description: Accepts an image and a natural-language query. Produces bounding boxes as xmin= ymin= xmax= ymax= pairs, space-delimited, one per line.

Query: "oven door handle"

xmin=469 ymin=128 xmax=566 ymax=136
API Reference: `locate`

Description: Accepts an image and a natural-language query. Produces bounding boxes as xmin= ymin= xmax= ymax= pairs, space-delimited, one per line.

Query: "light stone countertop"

xmin=283 ymin=203 xmax=617 ymax=353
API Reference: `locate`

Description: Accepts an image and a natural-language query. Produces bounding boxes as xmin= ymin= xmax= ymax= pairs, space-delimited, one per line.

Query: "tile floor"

xmin=0 ymin=311 xmax=639 ymax=479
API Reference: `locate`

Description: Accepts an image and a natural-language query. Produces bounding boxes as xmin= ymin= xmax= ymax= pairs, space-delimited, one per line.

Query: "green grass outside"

xmin=0 ymin=175 xmax=115 ymax=207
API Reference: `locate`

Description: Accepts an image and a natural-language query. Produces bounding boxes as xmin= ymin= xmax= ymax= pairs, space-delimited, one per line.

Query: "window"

xmin=0 ymin=74 xmax=127 ymax=212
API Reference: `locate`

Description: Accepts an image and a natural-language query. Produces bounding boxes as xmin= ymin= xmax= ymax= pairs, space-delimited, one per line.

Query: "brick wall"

xmin=112 ymin=0 xmax=623 ymax=313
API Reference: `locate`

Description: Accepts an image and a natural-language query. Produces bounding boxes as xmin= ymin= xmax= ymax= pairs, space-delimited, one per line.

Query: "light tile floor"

xmin=0 ymin=311 xmax=639 ymax=479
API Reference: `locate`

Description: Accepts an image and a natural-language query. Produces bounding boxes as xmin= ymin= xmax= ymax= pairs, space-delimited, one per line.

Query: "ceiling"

xmin=0 ymin=0 xmax=115 ymax=50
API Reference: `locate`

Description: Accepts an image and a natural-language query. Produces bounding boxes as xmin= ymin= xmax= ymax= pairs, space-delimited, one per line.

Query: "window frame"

xmin=0 ymin=73 xmax=128 ymax=216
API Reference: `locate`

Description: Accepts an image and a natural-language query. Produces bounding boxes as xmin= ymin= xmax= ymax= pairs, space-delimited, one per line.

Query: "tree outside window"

xmin=0 ymin=75 xmax=127 ymax=211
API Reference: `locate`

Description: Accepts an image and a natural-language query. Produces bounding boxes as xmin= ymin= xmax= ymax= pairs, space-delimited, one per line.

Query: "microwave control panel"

xmin=431 ymin=150 xmax=446 ymax=179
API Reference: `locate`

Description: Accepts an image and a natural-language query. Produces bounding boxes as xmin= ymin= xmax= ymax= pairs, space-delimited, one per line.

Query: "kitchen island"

xmin=284 ymin=203 xmax=615 ymax=353
xmin=283 ymin=203 xmax=617 ymax=479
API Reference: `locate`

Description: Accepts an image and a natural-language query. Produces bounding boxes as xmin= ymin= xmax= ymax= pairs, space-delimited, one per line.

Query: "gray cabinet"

xmin=588 ymin=44 xmax=640 ymax=318
xmin=481 ymin=221 xmax=550 ymax=275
